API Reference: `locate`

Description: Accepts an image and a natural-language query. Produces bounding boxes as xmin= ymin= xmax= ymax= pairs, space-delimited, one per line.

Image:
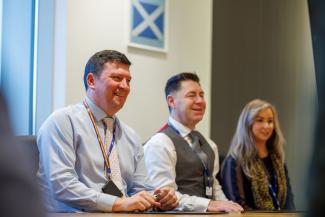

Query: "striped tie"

xmin=103 ymin=117 xmax=124 ymax=195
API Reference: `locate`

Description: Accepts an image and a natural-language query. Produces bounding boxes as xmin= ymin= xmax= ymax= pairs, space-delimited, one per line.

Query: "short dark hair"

xmin=84 ymin=50 xmax=132 ymax=90
xmin=164 ymin=72 xmax=200 ymax=98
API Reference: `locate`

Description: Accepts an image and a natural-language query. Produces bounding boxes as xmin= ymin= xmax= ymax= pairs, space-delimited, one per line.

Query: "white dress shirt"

xmin=144 ymin=117 xmax=228 ymax=212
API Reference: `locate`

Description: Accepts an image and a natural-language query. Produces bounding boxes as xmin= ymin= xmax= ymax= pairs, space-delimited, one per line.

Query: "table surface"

xmin=48 ymin=211 xmax=303 ymax=217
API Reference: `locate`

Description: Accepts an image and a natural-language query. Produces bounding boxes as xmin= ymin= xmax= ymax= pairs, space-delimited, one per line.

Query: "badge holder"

xmin=102 ymin=179 xmax=123 ymax=197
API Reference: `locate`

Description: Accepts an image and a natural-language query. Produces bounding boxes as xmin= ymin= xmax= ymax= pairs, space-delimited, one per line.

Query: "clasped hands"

xmin=112 ymin=187 xmax=178 ymax=212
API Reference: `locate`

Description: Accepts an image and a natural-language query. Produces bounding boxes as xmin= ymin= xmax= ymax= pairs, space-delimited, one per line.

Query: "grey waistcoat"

xmin=161 ymin=126 xmax=215 ymax=198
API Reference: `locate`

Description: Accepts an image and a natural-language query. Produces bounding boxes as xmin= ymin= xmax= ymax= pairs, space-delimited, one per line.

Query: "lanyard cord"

xmin=269 ymin=171 xmax=280 ymax=210
xmin=263 ymin=155 xmax=281 ymax=210
xmin=83 ymin=100 xmax=116 ymax=178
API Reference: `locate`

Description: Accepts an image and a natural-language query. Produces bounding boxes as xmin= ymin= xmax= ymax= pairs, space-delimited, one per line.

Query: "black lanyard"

xmin=83 ymin=100 xmax=116 ymax=179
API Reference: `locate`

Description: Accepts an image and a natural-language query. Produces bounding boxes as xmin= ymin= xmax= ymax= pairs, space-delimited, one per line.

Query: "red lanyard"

xmin=83 ymin=100 xmax=113 ymax=179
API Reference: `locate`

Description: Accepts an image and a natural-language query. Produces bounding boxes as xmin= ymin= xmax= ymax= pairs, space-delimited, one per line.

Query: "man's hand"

xmin=112 ymin=191 xmax=160 ymax=212
xmin=154 ymin=187 xmax=178 ymax=210
xmin=207 ymin=200 xmax=243 ymax=212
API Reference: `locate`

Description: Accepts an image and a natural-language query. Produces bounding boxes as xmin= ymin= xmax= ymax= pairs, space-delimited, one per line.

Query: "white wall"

xmin=53 ymin=0 xmax=213 ymax=141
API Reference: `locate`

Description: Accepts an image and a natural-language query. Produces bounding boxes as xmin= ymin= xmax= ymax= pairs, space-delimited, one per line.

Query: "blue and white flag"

xmin=130 ymin=0 xmax=166 ymax=50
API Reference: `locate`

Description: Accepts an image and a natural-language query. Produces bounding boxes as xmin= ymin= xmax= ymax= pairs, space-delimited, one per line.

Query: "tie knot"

xmin=190 ymin=130 xmax=199 ymax=137
xmin=189 ymin=130 xmax=200 ymax=142
xmin=103 ymin=117 xmax=114 ymax=132
xmin=189 ymin=130 xmax=201 ymax=149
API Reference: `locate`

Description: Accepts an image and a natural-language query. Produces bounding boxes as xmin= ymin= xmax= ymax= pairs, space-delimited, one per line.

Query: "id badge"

xmin=206 ymin=186 xmax=213 ymax=197
xmin=102 ymin=179 xmax=123 ymax=197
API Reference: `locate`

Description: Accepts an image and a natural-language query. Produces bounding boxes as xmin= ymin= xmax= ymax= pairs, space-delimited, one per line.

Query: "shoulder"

xmin=38 ymin=104 xmax=85 ymax=135
xmin=224 ymin=155 xmax=237 ymax=164
xmin=223 ymin=156 xmax=238 ymax=169
xmin=144 ymin=132 xmax=174 ymax=152
xmin=39 ymin=105 xmax=72 ymax=127
xmin=221 ymin=156 xmax=242 ymax=182
xmin=37 ymin=104 xmax=86 ymax=151
xmin=147 ymin=132 xmax=172 ymax=144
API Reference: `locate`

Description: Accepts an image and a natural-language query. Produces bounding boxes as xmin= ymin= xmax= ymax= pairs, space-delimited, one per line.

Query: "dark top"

xmin=220 ymin=156 xmax=295 ymax=210
xmin=306 ymin=1 xmax=325 ymax=216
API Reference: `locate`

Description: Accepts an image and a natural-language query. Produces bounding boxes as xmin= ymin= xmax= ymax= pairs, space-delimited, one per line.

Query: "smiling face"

xmin=251 ymin=108 xmax=274 ymax=145
xmin=87 ymin=61 xmax=131 ymax=116
xmin=168 ymin=80 xmax=206 ymax=129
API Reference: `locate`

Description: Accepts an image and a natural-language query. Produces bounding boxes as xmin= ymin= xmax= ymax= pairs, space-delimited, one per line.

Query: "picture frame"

xmin=128 ymin=0 xmax=168 ymax=53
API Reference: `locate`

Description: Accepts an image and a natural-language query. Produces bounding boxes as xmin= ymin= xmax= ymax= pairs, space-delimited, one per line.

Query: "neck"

xmin=86 ymin=92 xmax=115 ymax=117
xmin=256 ymin=141 xmax=268 ymax=158
xmin=170 ymin=114 xmax=195 ymax=130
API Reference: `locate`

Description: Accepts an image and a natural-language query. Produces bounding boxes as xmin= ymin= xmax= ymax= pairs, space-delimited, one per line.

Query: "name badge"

xmin=102 ymin=180 xmax=123 ymax=197
xmin=206 ymin=186 xmax=213 ymax=196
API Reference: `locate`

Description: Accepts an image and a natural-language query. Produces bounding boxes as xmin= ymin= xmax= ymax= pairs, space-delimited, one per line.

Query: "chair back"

xmin=16 ymin=135 xmax=39 ymax=175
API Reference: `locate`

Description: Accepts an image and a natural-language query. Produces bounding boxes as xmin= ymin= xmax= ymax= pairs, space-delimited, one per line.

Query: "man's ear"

xmin=167 ymin=94 xmax=176 ymax=110
xmin=87 ymin=73 xmax=96 ymax=90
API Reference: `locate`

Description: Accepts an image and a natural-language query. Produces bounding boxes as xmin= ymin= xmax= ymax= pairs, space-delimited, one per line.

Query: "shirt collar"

xmin=168 ymin=116 xmax=192 ymax=138
xmin=85 ymin=96 xmax=115 ymax=122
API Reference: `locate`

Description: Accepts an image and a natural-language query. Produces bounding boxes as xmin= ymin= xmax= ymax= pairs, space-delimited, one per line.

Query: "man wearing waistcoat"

xmin=144 ymin=72 xmax=243 ymax=212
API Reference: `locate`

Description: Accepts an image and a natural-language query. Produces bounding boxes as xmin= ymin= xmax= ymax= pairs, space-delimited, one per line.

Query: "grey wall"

xmin=211 ymin=0 xmax=316 ymax=210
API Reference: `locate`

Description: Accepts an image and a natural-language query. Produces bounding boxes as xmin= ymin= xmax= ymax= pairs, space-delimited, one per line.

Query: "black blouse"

xmin=220 ymin=156 xmax=295 ymax=210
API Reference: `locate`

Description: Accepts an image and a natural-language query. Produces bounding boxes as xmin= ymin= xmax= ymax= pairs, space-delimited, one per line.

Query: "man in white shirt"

xmin=144 ymin=72 xmax=243 ymax=212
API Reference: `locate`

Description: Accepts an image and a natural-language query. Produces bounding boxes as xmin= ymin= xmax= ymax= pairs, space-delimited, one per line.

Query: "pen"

xmin=153 ymin=193 xmax=161 ymax=201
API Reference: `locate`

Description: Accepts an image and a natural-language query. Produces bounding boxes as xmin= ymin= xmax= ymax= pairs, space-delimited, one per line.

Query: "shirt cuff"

xmin=194 ymin=197 xmax=211 ymax=212
xmin=96 ymin=193 xmax=118 ymax=212
xmin=176 ymin=191 xmax=211 ymax=212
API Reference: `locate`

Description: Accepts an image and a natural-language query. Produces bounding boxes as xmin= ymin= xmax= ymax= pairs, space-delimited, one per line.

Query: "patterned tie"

xmin=189 ymin=130 xmax=213 ymax=198
xmin=189 ymin=131 xmax=208 ymax=167
xmin=103 ymin=117 xmax=124 ymax=195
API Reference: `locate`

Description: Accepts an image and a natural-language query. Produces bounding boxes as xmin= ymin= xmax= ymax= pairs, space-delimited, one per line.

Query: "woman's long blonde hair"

xmin=227 ymin=99 xmax=285 ymax=178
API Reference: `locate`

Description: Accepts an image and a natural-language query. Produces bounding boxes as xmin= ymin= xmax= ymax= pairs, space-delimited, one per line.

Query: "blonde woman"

xmin=221 ymin=99 xmax=295 ymax=210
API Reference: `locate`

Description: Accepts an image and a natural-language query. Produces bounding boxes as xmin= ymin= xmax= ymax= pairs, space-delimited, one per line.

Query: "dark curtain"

xmin=306 ymin=1 xmax=325 ymax=216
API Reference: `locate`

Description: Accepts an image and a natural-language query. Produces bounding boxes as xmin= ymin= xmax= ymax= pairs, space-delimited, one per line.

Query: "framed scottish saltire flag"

xmin=128 ymin=0 xmax=168 ymax=52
